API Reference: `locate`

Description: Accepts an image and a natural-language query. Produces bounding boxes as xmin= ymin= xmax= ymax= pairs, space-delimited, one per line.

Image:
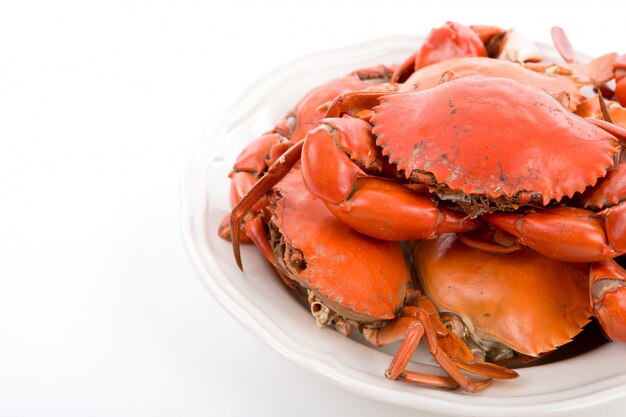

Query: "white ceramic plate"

xmin=181 ymin=36 xmax=626 ymax=416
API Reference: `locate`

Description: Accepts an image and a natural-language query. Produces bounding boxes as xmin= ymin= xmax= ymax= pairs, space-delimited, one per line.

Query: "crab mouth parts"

xmin=435 ymin=188 xmax=505 ymax=218
xmin=410 ymin=170 xmax=546 ymax=217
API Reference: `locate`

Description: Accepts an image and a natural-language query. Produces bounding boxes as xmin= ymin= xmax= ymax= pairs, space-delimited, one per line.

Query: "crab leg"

xmin=405 ymin=296 xmax=517 ymax=381
xmin=551 ymin=26 xmax=577 ymax=64
xmin=230 ymin=140 xmax=305 ymax=270
xmin=364 ymin=315 xmax=491 ymax=392
xmin=226 ymin=173 xmax=275 ymax=262
xmin=217 ymin=172 xmax=257 ymax=243
xmin=396 ymin=372 xmax=461 ymax=390
xmin=216 ymin=136 xmax=303 ymax=294
xmin=219 ymin=133 xmax=293 ymax=270
xmin=591 ymin=259 xmax=626 ymax=342
xmin=551 ymin=26 xmax=619 ymax=97
xmin=218 ymin=134 xmax=295 ymax=286
xmin=218 ymin=133 xmax=290 ymax=243
xmin=220 ymin=171 xmax=304 ymax=295
xmin=362 ymin=294 xmax=516 ymax=392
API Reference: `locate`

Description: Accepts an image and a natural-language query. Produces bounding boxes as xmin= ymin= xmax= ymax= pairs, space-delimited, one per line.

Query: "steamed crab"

xmin=261 ymin=166 xmax=517 ymax=392
xmin=414 ymin=233 xmax=595 ymax=363
xmin=222 ymin=21 xmax=626 ymax=392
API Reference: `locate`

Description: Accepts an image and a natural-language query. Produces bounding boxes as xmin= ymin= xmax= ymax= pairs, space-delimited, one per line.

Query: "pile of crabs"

xmin=218 ymin=22 xmax=626 ymax=392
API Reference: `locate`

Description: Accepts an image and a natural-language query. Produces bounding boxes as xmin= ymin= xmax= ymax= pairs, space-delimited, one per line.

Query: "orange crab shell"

xmin=276 ymin=65 xmax=393 ymax=142
xmin=398 ymin=57 xmax=585 ymax=110
xmin=413 ymin=234 xmax=591 ymax=357
xmin=373 ymin=76 xmax=619 ymax=206
xmin=269 ymin=167 xmax=410 ymax=321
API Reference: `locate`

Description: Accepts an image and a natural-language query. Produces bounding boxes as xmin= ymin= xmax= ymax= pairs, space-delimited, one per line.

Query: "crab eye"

xmin=288 ymin=248 xmax=306 ymax=271
xmin=529 ymin=192 xmax=543 ymax=204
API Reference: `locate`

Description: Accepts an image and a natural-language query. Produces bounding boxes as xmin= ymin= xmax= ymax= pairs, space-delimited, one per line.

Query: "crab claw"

xmin=484 ymin=206 xmax=623 ymax=263
xmin=301 ymin=115 xmax=483 ymax=241
xmin=591 ymin=259 xmax=626 ymax=342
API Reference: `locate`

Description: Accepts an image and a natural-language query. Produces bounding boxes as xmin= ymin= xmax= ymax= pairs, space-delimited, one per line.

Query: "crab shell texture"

xmin=580 ymin=161 xmax=626 ymax=209
xmin=398 ymin=57 xmax=585 ymax=110
xmin=373 ymin=76 xmax=619 ymax=207
xmin=269 ymin=167 xmax=410 ymax=322
xmin=413 ymin=233 xmax=591 ymax=357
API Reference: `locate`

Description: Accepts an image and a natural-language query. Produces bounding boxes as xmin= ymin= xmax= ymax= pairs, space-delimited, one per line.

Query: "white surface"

xmin=2 ymin=1 xmax=626 ymax=416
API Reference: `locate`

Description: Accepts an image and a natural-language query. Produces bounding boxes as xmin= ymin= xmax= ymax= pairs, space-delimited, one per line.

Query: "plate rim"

xmin=180 ymin=34 xmax=626 ymax=416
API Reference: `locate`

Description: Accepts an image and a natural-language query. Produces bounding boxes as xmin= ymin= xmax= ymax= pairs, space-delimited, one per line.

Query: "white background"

xmin=2 ymin=1 xmax=626 ymax=416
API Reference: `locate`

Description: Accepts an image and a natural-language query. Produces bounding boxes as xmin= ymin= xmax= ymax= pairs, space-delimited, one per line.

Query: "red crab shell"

xmin=398 ymin=57 xmax=585 ymax=110
xmin=372 ymin=76 xmax=619 ymax=207
xmin=413 ymin=234 xmax=591 ymax=357
xmin=275 ymin=65 xmax=393 ymax=141
xmin=269 ymin=167 xmax=410 ymax=321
